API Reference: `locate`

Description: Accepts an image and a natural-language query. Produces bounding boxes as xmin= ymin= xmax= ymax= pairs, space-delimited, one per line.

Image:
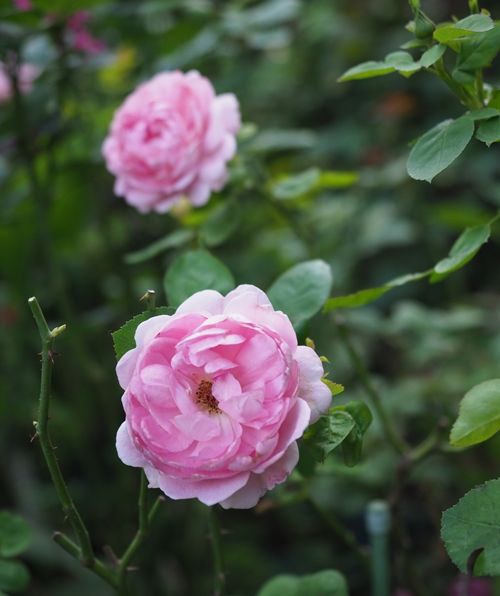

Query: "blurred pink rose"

xmin=0 ymin=62 xmax=39 ymax=104
xmin=115 ymin=285 xmax=331 ymax=508
xmin=13 ymin=0 xmax=32 ymax=10
xmin=67 ymin=11 xmax=106 ymax=55
xmin=102 ymin=70 xmax=241 ymax=213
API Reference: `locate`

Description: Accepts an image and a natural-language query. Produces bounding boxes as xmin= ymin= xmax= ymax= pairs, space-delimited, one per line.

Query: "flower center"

xmin=195 ymin=380 xmax=221 ymax=415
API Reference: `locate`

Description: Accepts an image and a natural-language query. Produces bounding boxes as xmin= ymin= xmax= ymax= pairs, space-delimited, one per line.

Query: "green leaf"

xmin=270 ymin=168 xmax=320 ymax=199
xmin=302 ymin=410 xmax=355 ymax=464
xmin=268 ymin=260 xmax=333 ymax=329
xmin=124 ymin=229 xmax=195 ymax=265
xmin=0 ymin=512 xmax=31 ymax=558
xmin=419 ymin=43 xmax=446 ymax=67
xmin=433 ymin=15 xmax=494 ymax=43
xmin=338 ymin=401 xmax=373 ymax=467
xmin=407 ymin=117 xmax=474 ymax=182
xmin=464 ymin=107 xmax=500 ymax=121
xmin=453 ymin=25 xmax=500 ymax=84
xmin=111 ymin=307 xmax=173 ymax=360
xmin=450 ymin=380 xmax=500 ymax=448
xmin=199 ymin=202 xmax=240 ymax=247
xmin=338 ymin=60 xmax=395 ymax=82
xmin=431 ymin=223 xmax=491 ymax=281
xmin=257 ymin=570 xmax=348 ymax=596
xmin=322 ymin=379 xmax=345 ymax=396
xmin=318 ymin=171 xmax=358 ymax=188
xmin=270 ymin=169 xmax=358 ymax=200
xmin=441 ymin=478 xmax=500 ymax=575
xmin=476 ymin=116 xmax=500 ymax=146
xmin=0 ymin=560 xmax=29 ymax=593
xmin=324 ymin=271 xmax=429 ymax=311
xmin=384 ymin=51 xmax=421 ymax=75
xmin=164 ymin=249 xmax=235 ymax=308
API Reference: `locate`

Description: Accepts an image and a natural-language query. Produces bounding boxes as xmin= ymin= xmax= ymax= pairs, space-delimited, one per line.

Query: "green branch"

xmin=207 ymin=508 xmax=225 ymax=596
xmin=28 ymin=297 xmax=95 ymax=566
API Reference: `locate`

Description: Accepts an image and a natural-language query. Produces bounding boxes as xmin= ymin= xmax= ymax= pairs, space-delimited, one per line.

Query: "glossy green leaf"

xmin=199 ymin=201 xmax=240 ymax=247
xmin=164 ymin=249 xmax=235 ymax=308
xmin=124 ymin=229 xmax=195 ymax=265
xmin=338 ymin=401 xmax=373 ymax=467
xmin=450 ymin=380 xmax=500 ymax=448
xmin=476 ymin=116 xmax=500 ymax=146
xmin=257 ymin=570 xmax=348 ymax=596
xmin=384 ymin=50 xmax=421 ymax=75
xmin=442 ymin=478 xmax=500 ymax=575
xmin=407 ymin=117 xmax=474 ymax=182
xmin=324 ymin=271 xmax=429 ymax=311
xmin=431 ymin=223 xmax=491 ymax=281
xmin=464 ymin=107 xmax=500 ymax=121
xmin=112 ymin=307 xmax=173 ymax=360
xmin=268 ymin=260 xmax=333 ymax=329
xmin=0 ymin=560 xmax=29 ymax=593
xmin=338 ymin=60 xmax=395 ymax=82
xmin=301 ymin=410 xmax=355 ymax=464
xmin=419 ymin=44 xmax=446 ymax=67
xmin=0 ymin=512 xmax=31 ymax=558
xmin=453 ymin=26 xmax=500 ymax=84
xmin=433 ymin=15 xmax=494 ymax=43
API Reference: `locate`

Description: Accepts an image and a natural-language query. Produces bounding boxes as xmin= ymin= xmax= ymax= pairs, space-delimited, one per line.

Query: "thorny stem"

xmin=333 ymin=317 xmax=409 ymax=455
xmin=207 ymin=508 xmax=225 ymax=596
xmin=28 ymin=297 xmax=95 ymax=567
xmin=53 ymin=532 xmax=119 ymax=588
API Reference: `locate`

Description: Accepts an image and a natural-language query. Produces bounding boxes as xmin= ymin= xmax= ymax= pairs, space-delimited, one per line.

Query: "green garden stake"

xmin=366 ymin=500 xmax=391 ymax=596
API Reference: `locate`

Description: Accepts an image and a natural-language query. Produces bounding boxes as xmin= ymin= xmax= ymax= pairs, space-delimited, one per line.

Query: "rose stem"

xmin=333 ymin=316 xmax=409 ymax=455
xmin=207 ymin=507 xmax=225 ymax=596
xmin=28 ymin=297 xmax=96 ymax=567
xmin=118 ymin=472 xmax=163 ymax=592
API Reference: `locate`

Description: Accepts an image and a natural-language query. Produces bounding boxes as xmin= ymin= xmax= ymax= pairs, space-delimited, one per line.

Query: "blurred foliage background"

xmin=1 ymin=0 xmax=500 ymax=594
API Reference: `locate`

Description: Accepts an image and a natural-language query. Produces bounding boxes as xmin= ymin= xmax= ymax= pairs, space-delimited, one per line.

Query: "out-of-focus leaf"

xmin=0 ymin=512 xmax=31 ymax=558
xmin=200 ymin=202 xmax=241 ymax=247
xmin=407 ymin=117 xmax=474 ymax=182
xmin=257 ymin=569 xmax=348 ymax=596
xmin=124 ymin=229 xmax=195 ymax=265
xmin=270 ymin=169 xmax=358 ymax=200
xmin=164 ymin=250 xmax=235 ymax=308
xmin=0 ymin=560 xmax=29 ymax=593
xmin=247 ymin=129 xmax=317 ymax=152
xmin=268 ymin=260 xmax=333 ymax=329
xmin=112 ymin=307 xmax=173 ymax=361
xmin=450 ymin=379 xmax=500 ymax=448
xmin=442 ymin=478 xmax=500 ymax=575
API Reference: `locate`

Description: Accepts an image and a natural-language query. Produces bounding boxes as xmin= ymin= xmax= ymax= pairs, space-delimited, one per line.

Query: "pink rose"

xmin=102 ymin=70 xmax=241 ymax=213
xmin=67 ymin=11 xmax=106 ymax=55
xmin=13 ymin=0 xmax=32 ymax=10
xmin=0 ymin=62 xmax=39 ymax=104
xmin=115 ymin=285 xmax=331 ymax=508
